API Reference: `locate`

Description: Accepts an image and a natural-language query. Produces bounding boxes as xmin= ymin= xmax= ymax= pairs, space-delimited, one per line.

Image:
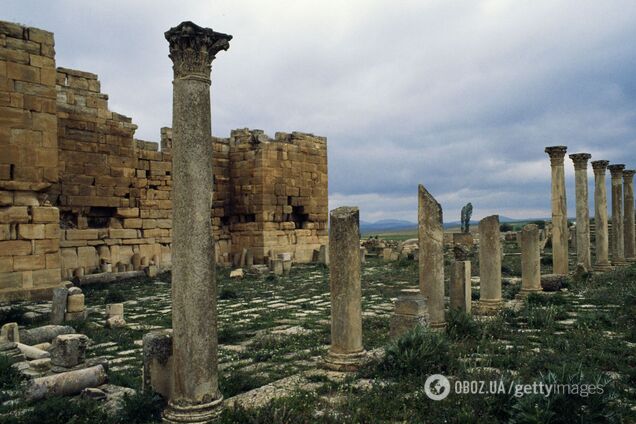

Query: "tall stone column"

xmin=569 ymin=153 xmax=592 ymax=270
xmin=519 ymin=224 xmax=541 ymax=295
xmin=608 ymin=164 xmax=627 ymax=265
xmin=418 ymin=185 xmax=445 ymax=327
xmin=591 ymin=160 xmax=612 ymax=271
xmin=163 ymin=21 xmax=231 ymax=423
xmin=623 ymin=170 xmax=635 ymax=261
xmin=478 ymin=215 xmax=502 ymax=313
xmin=545 ymin=146 xmax=569 ymax=275
xmin=324 ymin=207 xmax=365 ymax=371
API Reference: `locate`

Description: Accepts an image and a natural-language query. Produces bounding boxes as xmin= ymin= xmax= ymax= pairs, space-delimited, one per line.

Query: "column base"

xmin=163 ymin=396 xmax=223 ymax=423
xmin=476 ymin=299 xmax=503 ymax=315
xmin=626 ymin=257 xmax=636 ymax=262
xmin=593 ymin=262 xmax=613 ymax=272
xmin=611 ymin=259 xmax=630 ymax=266
xmin=516 ymin=288 xmax=542 ymax=300
xmin=322 ymin=349 xmax=367 ymax=372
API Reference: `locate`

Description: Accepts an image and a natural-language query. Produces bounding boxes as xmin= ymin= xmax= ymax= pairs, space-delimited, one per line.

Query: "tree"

xmin=460 ymin=203 xmax=473 ymax=233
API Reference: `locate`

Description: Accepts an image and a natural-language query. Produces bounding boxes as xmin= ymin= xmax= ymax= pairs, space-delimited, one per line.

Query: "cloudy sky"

xmin=6 ymin=1 xmax=636 ymax=222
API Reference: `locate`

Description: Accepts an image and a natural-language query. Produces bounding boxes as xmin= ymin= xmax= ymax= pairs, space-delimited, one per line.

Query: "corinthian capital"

xmin=165 ymin=21 xmax=232 ymax=80
xmin=545 ymin=146 xmax=567 ymax=166
xmin=569 ymin=153 xmax=591 ymax=170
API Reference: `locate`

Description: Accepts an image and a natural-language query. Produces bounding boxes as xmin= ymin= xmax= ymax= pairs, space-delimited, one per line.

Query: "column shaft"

xmin=569 ymin=153 xmax=591 ymax=270
xmin=623 ymin=170 xmax=635 ymax=261
xmin=478 ymin=215 xmax=502 ymax=312
xmin=545 ymin=146 xmax=568 ymax=275
xmin=325 ymin=207 xmax=365 ymax=370
xmin=592 ymin=161 xmax=612 ymax=271
xmin=164 ymin=21 xmax=231 ymax=423
xmin=609 ymin=164 xmax=626 ymax=265
xmin=520 ymin=224 xmax=541 ymax=293
xmin=418 ymin=185 xmax=445 ymax=326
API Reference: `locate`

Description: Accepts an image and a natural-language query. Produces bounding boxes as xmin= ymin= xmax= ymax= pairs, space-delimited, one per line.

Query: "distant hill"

xmin=361 ymin=216 xmax=550 ymax=234
xmin=360 ymin=219 xmax=416 ymax=234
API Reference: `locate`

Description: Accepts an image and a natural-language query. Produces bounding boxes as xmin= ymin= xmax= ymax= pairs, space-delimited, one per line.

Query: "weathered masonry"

xmin=0 ymin=20 xmax=328 ymax=300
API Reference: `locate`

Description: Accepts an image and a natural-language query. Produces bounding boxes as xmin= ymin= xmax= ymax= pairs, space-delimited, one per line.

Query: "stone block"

xmin=142 ymin=329 xmax=173 ymax=398
xmin=77 ymin=246 xmax=98 ymax=269
xmin=32 ymin=268 xmax=60 ymax=287
xmin=0 ymin=240 xmax=32 ymax=256
xmin=13 ymin=191 xmax=39 ymax=206
xmin=13 ymin=254 xmax=45 ymax=271
xmin=34 ymin=238 xmax=58 ymax=254
xmin=0 ymin=206 xmax=29 ymax=224
xmin=31 ymin=207 xmax=59 ymax=223
xmin=18 ymin=223 xmax=45 ymax=239
xmin=66 ymin=293 xmax=85 ymax=313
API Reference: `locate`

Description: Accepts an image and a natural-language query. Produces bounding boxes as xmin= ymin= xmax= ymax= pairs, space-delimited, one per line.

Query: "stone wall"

xmin=52 ymin=67 xmax=173 ymax=279
xmin=0 ymin=21 xmax=62 ymax=300
xmin=0 ymin=19 xmax=329 ymax=300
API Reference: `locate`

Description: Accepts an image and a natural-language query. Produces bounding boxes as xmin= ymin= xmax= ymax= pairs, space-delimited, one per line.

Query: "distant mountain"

xmin=360 ymin=219 xmax=416 ymax=234
xmin=361 ymin=216 xmax=551 ymax=234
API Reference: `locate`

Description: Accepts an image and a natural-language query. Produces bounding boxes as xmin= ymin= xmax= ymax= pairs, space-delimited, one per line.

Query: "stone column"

xmin=623 ymin=170 xmax=635 ymax=261
xmin=569 ymin=153 xmax=592 ymax=270
xmin=324 ymin=207 xmax=365 ymax=371
xmin=163 ymin=21 xmax=231 ymax=423
xmin=418 ymin=184 xmax=445 ymax=327
xmin=478 ymin=215 xmax=502 ymax=313
xmin=592 ymin=160 xmax=612 ymax=271
xmin=450 ymin=261 xmax=471 ymax=313
xmin=545 ymin=146 xmax=568 ymax=275
xmin=608 ymin=164 xmax=627 ymax=265
xmin=519 ymin=224 xmax=541 ymax=294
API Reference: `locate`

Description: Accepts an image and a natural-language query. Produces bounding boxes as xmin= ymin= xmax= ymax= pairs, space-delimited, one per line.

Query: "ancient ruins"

xmin=0 ymin=20 xmax=328 ymax=302
xmin=1 ymin=16 xmax=635 ymax=424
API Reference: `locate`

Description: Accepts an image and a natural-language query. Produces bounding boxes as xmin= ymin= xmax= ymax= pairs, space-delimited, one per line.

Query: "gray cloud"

xmin=5 ymin=0 xmax=636 ymax=222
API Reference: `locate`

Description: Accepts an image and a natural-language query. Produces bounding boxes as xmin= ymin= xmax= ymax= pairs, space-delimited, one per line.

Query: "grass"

xmin=2 ymin=239 xmax=635 ymax=423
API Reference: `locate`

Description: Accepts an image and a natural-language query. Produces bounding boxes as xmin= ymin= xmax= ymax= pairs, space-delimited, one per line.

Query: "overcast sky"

xmin=6 ymin=1 xmax=636 ymax=222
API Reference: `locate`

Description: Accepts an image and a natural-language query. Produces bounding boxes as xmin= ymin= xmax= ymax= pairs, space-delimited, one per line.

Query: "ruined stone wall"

xmin=160 ymin=128 xmax=329 ymax=264
xmin=0 ymin=21 xmax=61 ymax=300
xmin=54 ymin=68 xmax=173 ymax=278
xmin=0 ymin=19 xmax=328 ymax=300
xmin=226 ymin=129 xmax=328 ymax=263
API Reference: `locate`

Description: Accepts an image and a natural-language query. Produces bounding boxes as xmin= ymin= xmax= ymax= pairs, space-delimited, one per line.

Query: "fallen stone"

xmin=105 ymin=316 xmax=126 ymax=328
xmin=16 ymin=343 xmax=50 ymax=360
xmin=20 ymin=325 xmax=75 ymax=346
xmin=541 ymin=274 xmax=567 ymax=292
xmin=26 ymin=365 xmax=107 ymax=400
xmin=229 ymin=268 xmax=244 ymax=279
xmin=50 ymin=334 xmax=88 ymax=368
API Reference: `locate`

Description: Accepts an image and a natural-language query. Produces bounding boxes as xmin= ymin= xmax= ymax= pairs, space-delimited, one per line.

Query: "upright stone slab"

xmin=608 ymin=164 xmax=627 ymax=265
xmin=50 ymin=287 xmax=68 ymax=325
xmin=623 ymin=170 xmax=635 ymax=261
xmin=418 ymin=185 xmax=445 ymax=327
xmin=164 ymin=21 xmax=232 ymax=423
xmin=545 ymin=146 xmax=568 ymax=275
xmin=143 ymin=329 xmax=173 ymax=399
xmin=569 ymin=153 xmax=592 ymax=270
xmin=324 ymin=207 xmax=365 ymax=371
xmin=592 ymin=160 xmax=612 ymax=271
xmin=519 ymin=224 xmax=541 ymax=295
xmin=450 ymin=261 xmax=471 ymax=313
xmin=478 ymin=215 xmax=502 ymax=313
xmin=0 ymin=323 xmax=19 ymax=343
